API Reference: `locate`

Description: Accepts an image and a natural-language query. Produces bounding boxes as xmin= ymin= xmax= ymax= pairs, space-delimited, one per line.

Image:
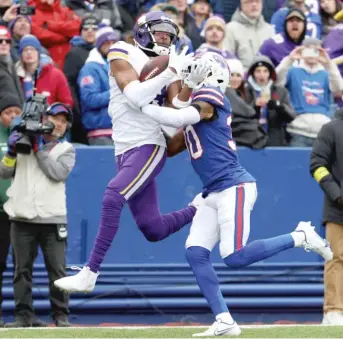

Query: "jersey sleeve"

xmin=107 ymin=41 xmax=131 ymax=63
xmin=192 ymin=86 xmax=225 ymax=109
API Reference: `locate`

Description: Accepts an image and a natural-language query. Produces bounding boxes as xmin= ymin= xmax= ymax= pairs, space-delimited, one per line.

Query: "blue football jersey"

xmin=184 ymin=86 xmax=256 ymax=197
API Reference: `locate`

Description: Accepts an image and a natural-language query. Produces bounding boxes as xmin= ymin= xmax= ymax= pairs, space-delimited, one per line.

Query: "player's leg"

xmin=217 ymin=183 xmax=333 ymax=268
xmin=128 ymin=180 xmax=196 ymax=242
xmin=185 ymin=194 xmax=241 ymax=337
xmin=54 ymin=145 xmax=167 ymax=292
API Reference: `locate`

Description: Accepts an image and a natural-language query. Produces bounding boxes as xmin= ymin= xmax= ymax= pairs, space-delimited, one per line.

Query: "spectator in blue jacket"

xmin=78 ymin=24 xmax=119 ymax=145
xmin=275 ymin=37 xmax=343 ymax=147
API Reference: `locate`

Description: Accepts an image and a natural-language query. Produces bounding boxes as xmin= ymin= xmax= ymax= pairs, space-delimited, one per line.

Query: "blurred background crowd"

xmin=0 ymin=0 xmax=342 ymax=150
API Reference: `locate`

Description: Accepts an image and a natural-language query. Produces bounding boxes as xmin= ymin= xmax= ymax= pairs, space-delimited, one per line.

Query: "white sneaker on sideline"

xmin=193 ymin=313 xmax=241 ymax=337
xmin=295 ymin=221 xmax=333 ymax=261
xmin=54 ymin=266 xmax=99 ymax=293
xmin=322 ymin=312 xmax=343 ymax=325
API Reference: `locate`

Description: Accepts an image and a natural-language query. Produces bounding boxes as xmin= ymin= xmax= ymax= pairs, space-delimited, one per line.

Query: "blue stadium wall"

xmin=65 ymin=146 xmax=324 ymax=265
xmin=3 ymin=147 xmax=327 ymax=325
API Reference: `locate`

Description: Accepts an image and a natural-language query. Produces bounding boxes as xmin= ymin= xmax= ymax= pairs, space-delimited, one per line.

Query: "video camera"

xmin=12 ymin=71 xmax=54 ymax=155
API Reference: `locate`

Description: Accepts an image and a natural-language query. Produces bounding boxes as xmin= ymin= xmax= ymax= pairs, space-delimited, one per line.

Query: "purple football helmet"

xmin=133 ymin=11 xmax=179 ymax=57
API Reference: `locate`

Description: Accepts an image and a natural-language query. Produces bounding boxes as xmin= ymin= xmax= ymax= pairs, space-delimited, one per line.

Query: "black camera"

xmin=13 ymin=94 xmax=55 ymax=155
xmin=16 ymin=5 xmax=36 ymax=16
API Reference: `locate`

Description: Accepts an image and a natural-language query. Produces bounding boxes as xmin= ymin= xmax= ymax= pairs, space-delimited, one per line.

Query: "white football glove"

xmin=168 ymin=45 xmax=194 ymax=77
xmin=183 ymin=59 xmax=211 ymax=89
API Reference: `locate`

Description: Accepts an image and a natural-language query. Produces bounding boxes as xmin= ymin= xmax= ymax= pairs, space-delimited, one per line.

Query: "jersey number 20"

xmin=184 ymin=116 xmax=236 ymax=160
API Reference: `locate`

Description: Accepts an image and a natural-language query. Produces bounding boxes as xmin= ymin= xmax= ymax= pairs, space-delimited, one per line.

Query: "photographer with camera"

xmin=0 ymin=96 xmax=75 ymax=328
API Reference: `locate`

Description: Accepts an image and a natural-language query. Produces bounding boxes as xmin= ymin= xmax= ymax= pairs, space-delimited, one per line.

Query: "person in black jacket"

xmin=310 ymin=108 xmax=343 ymax=326
xmin=225 ymin=58 xmax=268 ymax=149
xmin=0 ymin=26 xmax=24 ymax=106
xmin=64 ymin=15 xmax=99 ymax=144
xmin=244 ymin=56 xmax=296 ymax=146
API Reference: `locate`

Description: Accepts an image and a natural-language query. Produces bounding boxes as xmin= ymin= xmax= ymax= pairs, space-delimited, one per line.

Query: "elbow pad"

xmin=123 ymin=68 xmax=175 ymax=108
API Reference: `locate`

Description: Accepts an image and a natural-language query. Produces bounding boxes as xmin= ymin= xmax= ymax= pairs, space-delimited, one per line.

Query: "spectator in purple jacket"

xmin=259 ymin=8 xmax=307 ymax=67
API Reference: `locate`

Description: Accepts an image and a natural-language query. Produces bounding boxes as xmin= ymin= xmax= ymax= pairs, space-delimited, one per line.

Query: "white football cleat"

xmin=54 ymin=266 xmax=99 ymax=293
xmin=295 ymin=221 xmax=333 ymax=261
xmin=193 ymin=313 xmax=241 ymax=337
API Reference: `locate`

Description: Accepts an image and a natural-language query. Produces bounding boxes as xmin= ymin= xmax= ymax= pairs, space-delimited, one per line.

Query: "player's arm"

xmin=310 ymin=123 xmax=341 ymax=204
xmin=110 ymin=58 xmax=176 ymax=108
xmin=166 ymin=129 xmax=187 ymax=157
xmin=141 ymin=100 xmax=214 ymax=128
xmin=165 ymin=80 xmax=193 ymax=108
xmin=109 ymin=44 xmax=192 ymax=108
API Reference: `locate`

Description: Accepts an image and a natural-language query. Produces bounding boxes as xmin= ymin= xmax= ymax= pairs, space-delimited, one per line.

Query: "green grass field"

xmin=0 ymin=325 xmax=342 ymax=338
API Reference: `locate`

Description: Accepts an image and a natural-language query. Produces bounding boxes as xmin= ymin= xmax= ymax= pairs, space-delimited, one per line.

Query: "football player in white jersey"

xmin=54 ymin=11 xmax=209 ymax=293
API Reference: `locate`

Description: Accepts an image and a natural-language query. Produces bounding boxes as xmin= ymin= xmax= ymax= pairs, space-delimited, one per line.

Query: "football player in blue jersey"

xmin=140 ymin=52 xmax=333 ymax=337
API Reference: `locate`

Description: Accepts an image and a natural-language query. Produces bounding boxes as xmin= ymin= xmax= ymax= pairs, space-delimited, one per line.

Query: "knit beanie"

xmin=19 ymin=34 xmax=42 ymax=56
xmin=8 ymin=16 xmax=31 ymax=36
xmin=96 ymin=24 xmax=120 ymax=50
xmin=0 ymin=94 xmax=22 ymax=113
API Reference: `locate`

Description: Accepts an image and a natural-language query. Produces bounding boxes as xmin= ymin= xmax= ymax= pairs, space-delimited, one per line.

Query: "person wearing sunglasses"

xmin=0 ymin=26 xmax=24 ymax=108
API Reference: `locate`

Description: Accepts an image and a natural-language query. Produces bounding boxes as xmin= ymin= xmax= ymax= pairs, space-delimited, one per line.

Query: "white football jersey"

xmin=107 ymin=41 xmax=167 ymax=155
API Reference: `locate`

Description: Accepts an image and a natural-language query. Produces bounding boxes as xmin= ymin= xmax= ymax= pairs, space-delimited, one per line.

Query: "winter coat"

xmin=28 ymin=0 xmax=81 ymax=70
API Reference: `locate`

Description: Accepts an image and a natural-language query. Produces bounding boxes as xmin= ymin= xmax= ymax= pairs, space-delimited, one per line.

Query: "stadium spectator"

xmin=64 ymin=14 xmax=98 ymax=144
xmin=244 ymin=56 xmax=296 ymax=146
xmin=271 ymin=0 xmax=322 ymax=39
xmin=223 ymin=0 xmax=274 ymax=71
xmin=65 ymin=0 xmax=123 ymax=32
xmin=167 ymin=0 xmax=204 ymax=50
xmin=29 ymin=0 xmax=81 ymax=70
xmin=0 ymin=26 xmax=24 ymax=105
xmin=122 ymin=30 xmax=134 ymax=46
xmin=161 ymin=5 xmax=193 ymax=54
xmin=78 ymin=25 xmax=118 ymax=145
xmin=1 ymin=103 xmax=74 ymax=328
xmin=190 ymin=0 xmax=224 ymax=17
xmin=0 ymin=94 xmax=21 ymax=328
xmin=319 ymin=0 xmax=342 ymax=38
xmin=225 ymin=58 xmax=268 ymax=149
xmin=324 ymin=23 xmax=343 ymax=78
xmin=15 ymin=35 xmax=73 ymax=107
xmin=195 ymin=16 xmax=235 ymax=63
xmin=191 ymin=0 xmax=212 ymax=37
xmin=310 ymin=107 xmax=343 ymax=325
xmin=275 ymin=37 xmax=343 ymax=147
xmin=8 ymin=15 xmax=50 ymax=63
xmin=259 ymin=8 xmax=307 ymax=67
xmin=0 ymin=0 xmax=18 ymax=27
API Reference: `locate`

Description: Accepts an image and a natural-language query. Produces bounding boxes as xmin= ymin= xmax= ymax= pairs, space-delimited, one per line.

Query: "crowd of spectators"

xmin=0 ymin=0 xmax=342 ymax=148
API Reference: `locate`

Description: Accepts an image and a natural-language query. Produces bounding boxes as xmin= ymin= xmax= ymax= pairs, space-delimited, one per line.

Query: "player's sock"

xmin=87 ymin=189 xmax=126 ymax=273
xmin=223 ymin=235 xmax=294 ymax=268
xmin=140 ymin=206 xmax=196 ymax=242
xmin=186 ymin=246 xmax=230 ymax=317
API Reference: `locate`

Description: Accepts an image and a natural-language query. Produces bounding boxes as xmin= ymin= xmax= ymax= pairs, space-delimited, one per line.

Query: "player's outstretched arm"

xmin=166 ymin=129 xmax=187 ymax=157
xmin=141 ymin=100 xmax=214 ymax=128
xmin=110 ymin=59 xmax=176 ymax=108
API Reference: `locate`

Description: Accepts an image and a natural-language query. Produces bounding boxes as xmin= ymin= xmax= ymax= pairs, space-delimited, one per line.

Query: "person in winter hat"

xmin=0 ymin=93 xmax=22 ymax=327
xmin=78 ymin=24 xmax=119 ymax=145
xmin=64 ymin=14 xmax=99 ymax=144
xmin=15 ymin=34 xmax=73 ymax=107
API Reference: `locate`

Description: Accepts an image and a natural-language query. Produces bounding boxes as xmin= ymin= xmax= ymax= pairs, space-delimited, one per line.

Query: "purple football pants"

xmin=87 ymin=144 xmax=196 ymax=273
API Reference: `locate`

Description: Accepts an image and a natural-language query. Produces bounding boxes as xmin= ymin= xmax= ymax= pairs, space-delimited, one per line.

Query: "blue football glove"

xmin=7 ymin=131 xmax=22 ymax=157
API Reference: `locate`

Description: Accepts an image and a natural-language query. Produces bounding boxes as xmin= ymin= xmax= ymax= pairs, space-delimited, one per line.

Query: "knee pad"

xmin=102 ymin=187 xmax=126 ymax=210
xmin=185 ymin=246 xmax=210 ymax=266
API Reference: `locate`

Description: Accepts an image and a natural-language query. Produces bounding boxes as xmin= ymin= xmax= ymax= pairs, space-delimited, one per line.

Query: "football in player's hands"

xmin=139 ymin=55 xmax=169 ymax=82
